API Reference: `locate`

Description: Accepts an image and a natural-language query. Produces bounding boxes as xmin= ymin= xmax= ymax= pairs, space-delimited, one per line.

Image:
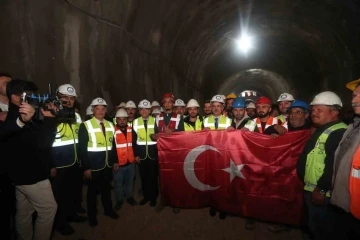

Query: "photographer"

xmin=2 ymin=79 xmax=58 ymax=240
xmin=51 ymin=84 xmax=87 ymax=235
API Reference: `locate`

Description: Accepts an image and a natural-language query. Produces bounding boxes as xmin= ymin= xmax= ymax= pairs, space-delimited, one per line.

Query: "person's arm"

xmin=78 ymin=123 xmax=90 ymax=170
xmin=132 ymin=128 xmax=140 ymax=157
xmin=176 ymin=117 xmax=185 ymax=132
xmin=317 ymin=128 xmax=346 ymax=191
xmin=110 ymin=136 xmax=117 ymax=165
xmin=35 ymin=117 xmax=57 ymax=148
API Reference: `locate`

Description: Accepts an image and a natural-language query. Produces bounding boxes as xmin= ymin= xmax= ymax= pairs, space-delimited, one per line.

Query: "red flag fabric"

xmin=157 ymin=130 xmax=311 ymax=225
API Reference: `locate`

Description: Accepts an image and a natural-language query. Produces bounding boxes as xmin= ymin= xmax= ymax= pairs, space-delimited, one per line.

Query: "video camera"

xmin=21 ymin=92 xmax=75 ymax=121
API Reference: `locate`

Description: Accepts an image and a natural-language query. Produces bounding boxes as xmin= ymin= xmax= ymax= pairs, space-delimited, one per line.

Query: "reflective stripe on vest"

xmin=115 ymin=126 xmax=135 ymax=165
xmin=304 ymin=122 xmax=347 ymax=197
xmin=133 ymin=117 xmax=156 ymax=160
xmin=184 ymin=116 xmax=203 ymax=131
xmin=350 ymin=146 xmax=360 ymax=219
xmin=244 ymin=120 xmax=257 ymax=131
xmin=156 ymin=113 xmax=181 ymax=131
xmin=133 ymin=117 xmax=157 ymax=146
xmin=277 ymin=114 xmax=286 ymax=123
xmin=255 ymin=116 xmax=279 ymax=133
xmin=52 ymin=113 xmax=81 ymax=147
xmin=203 ymin=115 xmax=231 ymax=130
xmin=84 ymin=118 xmax=114 ymax=152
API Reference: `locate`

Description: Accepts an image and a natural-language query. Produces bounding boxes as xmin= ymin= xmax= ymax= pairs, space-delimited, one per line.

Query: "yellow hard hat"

xmin=226 ymin=93 xmax=237 ymax=99
xmin=346 ymin=79 xmax=360 ymax=91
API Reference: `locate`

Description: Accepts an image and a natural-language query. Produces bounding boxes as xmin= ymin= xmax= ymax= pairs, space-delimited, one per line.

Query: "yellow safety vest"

xmin=203 ymin=115 xmax=231 ymax=130
xmin=132 ymin=117 xmax=157 ymax=160
xmin=84 ymin=117 xmax=114 ymax=152
xmin=304 ymin=122 xmax=347 ymax=197
xmin=184 ymin=116 xmax=203 ymax=131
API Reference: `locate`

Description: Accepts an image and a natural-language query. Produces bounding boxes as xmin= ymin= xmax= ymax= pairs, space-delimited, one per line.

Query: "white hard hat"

xmin=210 ymin=95 xmax=225 ymax=104
xmin=246 ymin=102 xmax=256 ymax=109
xmin=174 ymin=99 xmax=185 ymax=107
xmin=86 ymin=105 xmax=93 ymax=115
xmin=152 ymin=109 xmax=161 ymax=115
xmin=57 ymin=84 xmax=77 ymax=97
xmin=187 ymin=99 xmax=200 ymax=108
xmin=277 ymin=93 xmax=295 ymax=102
xmin=310 ymin=91 xmax=343 ymax=107
xmin=138 ymin=99 xmax=151 ymax=108
xmin=91 ymin=97 xmax=107 ymax=106
xmin=160 ymin=107 xmax=164 ymax=112
xmin=119 ymin=102 xmax=126 ymax=108
xmin=125 ymin=100 xmax=136 ymax=108
xmin=151 ymin=101 xmax=160 ymax=107
xmin=115 ymin=108 xmax=128 ymax=118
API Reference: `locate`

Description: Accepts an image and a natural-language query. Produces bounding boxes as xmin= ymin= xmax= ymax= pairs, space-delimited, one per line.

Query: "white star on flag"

xmin=222 ymin=159 xmax=246 ymax=182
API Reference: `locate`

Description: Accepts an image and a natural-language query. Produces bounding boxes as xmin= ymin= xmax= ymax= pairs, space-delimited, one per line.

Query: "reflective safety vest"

xmin=52 ymin=113 xmax=82 ymax=168
xmin=53 ymin=113 xmax=82 ymax=147
xmin=84 ymin=117 xmax=114 ymax=152
xmin=156 ymin=113 xmax=181 ymax=131
xmin=255 ymin=116 xmax=279 ymax=133
xmin=277 ymin=114 xmax=287 ymax=124
xmin=184 ymin=116 xmax=203 ymax=131
xmin=115 ymin=126 xmax=135 ymax=165
xmin=304 ymin=122 xmax=347 ymax=197
xmin=133 ymin=117 xmax=157 ymax=160
xmin=350 ymin=146 xmax=360 ymax=219
xmin=243 ymin=120 xmax=257 ymax=132
xmin=203 ymin=115 xmax=231 ymax=130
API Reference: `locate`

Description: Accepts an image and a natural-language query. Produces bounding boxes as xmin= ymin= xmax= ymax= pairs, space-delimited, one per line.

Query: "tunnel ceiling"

xmin=1 ymin=0 xmax=360 ymax=111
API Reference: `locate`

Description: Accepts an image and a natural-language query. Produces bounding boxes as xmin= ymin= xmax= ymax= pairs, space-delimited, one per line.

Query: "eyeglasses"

xmin=289 ymin=111 xmax=305 ymax=116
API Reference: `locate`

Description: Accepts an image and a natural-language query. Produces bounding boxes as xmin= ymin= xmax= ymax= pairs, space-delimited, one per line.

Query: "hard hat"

xmin=56 ymin=84 xmax=77 ymax=97
xmin=125 ymin=100 xmax=136 ymax=108
xmin=232 ymin=97 xmax=246 ymax=109
xmin=210 ymin=95 xmax=225 ymax=104
xmin=151 ymin=101 xmax=160 ymax=107
xmin=277 ymin=93 xmax=295 ymax=102
xmin=186 ymin=99 xmax=200 ymax=108
xmin=160 ymin=107 xmax=164 ymax=112
xmin=310 ymin=91 xmax=342 ymax=107
xmin=174 ymin=99 xmax=185 ymax=107
xmin=346 ymin=78 xmax=360 ymax=91
xmin=86 ymin=105 xmax=93 ymax=115
xmin=138 ymin=99 xmax=151 ymax=108
xmin=152 ymin=109 xmax=161 ymax=115
xmin=226 ymin=93 xmax=237 ymax=99
xmin=246 ymin=102 xmax=256 ymax=109
xmin=115 ymin=108 xmax=128 ymax=118
xmin=289 ymin=100 xmax=310 ymax=111
xmin=220 ymin=95 xmax=226 ymax=100
xmin=91 ymin=97 xmax=107 ymax=106
xmin=256 ymin=96 xmax=272 ymax=105
xmin=119 ymin=102 xmax=126 ymax=108
xmin=162 ymin=93 xmax=175 ymax=103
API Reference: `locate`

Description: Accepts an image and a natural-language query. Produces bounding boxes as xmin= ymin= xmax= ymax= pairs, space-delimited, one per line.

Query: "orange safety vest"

xmin=255 ymin=116 xmax=279 ymax=133
xmin=115 ymin=126 xmax=135 ymax=165
xmin=350 ymin=146 xmax=360 ymax=219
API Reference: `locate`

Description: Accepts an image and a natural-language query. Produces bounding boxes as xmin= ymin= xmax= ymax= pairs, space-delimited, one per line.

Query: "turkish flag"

xmin=157 ymin=130 xmax=310 ymax=225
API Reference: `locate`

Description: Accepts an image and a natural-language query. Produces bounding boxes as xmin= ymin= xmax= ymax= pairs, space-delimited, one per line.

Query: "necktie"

xmin=100 ymin=122 xmax=106 ymax=136
xmin=144 ymin=119 xmax=148 ymax=131
xmin=215 ymin=118 xmax=219 ymax=129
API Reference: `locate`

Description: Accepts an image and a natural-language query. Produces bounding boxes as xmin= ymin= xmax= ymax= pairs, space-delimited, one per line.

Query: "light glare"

xmin=237 ymin=35 xmax=253 ymax=53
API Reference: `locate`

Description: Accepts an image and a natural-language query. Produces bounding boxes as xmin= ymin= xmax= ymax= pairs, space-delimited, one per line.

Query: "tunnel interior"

xmin=0 ymin=0 xmax=360 ymax=113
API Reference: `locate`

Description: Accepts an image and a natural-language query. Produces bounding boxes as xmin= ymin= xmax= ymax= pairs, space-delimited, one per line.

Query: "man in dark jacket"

xmin=2 ymin=79 xmax=58 ymax=240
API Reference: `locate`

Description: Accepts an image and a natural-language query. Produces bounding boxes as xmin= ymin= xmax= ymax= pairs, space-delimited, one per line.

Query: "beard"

xmin=257 ymin=111 xmax=269 ymax=118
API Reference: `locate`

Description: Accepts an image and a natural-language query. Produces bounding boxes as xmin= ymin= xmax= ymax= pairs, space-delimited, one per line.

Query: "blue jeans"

xmin=303 ymin=191 xmax=330 ymax=240
xmin=113 ymin=163 xmax=136 ymax=202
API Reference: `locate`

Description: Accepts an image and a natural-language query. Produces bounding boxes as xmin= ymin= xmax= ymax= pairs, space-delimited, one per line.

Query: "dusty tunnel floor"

xmin=53 ymin=171 xmax=301 ymax=240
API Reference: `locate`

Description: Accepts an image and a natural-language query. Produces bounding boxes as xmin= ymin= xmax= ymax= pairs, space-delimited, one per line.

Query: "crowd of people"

xmin=0 ymin=72 xmax=360 ymax=240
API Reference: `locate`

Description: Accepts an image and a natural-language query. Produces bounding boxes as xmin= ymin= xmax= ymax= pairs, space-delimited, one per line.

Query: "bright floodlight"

xmin=236 ymin=34 xmax=253 ymax=53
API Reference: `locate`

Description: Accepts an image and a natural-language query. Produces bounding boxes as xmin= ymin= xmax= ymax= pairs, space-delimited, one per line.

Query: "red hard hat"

xmin=162 ymin=93 xmax=175 ymax=103
xmin=256 ymin=96 xmax=272 ymax=105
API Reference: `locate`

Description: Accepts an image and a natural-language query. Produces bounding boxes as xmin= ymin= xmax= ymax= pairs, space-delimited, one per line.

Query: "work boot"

xmin=114 ymin=200 xmax=124 ymax=211
xmin=67 ymin=214 xmax=88 ymax=223
xmin=56 ymin=224 xmax=75 ymax=236
xmin=209 ymin=207 xmax=216 ymax=217
xmin=126 ymin=198 xmax=137 ymax=206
